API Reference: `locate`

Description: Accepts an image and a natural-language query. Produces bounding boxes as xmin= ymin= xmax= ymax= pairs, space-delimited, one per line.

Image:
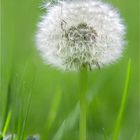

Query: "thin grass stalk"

xmin=2 ymin=110 xmax=12 ymax=137
xmin=20 ymin=93 xmax=32 ymax=140
xmin=112 ymin=59 xmax=131 ymax=140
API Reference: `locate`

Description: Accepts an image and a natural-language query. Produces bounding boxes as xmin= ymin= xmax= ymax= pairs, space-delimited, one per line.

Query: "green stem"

xmin=112 ymin=59 xmax=131 ymax=140
xmin=2 ymin=110 xmax=12 ymax=137
xmin=79 ymin=66 xmax=88 ymax=140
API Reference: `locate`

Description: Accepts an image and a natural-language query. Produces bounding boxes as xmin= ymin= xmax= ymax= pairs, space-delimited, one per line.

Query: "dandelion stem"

xmin=79 ymin=66 xmax=88 ymax=140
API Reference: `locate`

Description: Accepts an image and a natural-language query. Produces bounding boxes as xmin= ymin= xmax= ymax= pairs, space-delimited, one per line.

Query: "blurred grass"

xmin=0 ymin=0 xmax=140 ymax=140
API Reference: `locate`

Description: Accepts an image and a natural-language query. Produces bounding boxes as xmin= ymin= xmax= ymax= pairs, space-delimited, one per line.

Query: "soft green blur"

xmin=0 ymin=0 xmax=139 ymax=140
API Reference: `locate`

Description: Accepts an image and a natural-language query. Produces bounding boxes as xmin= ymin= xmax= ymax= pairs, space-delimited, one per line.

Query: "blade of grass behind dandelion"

xmin=19 ymin=62 xmax=37 ymax=140
xmin=52 ymin=103 xmax=80 ymax=140
xmin=12 ymin=62 xmax=30 ymax=140
xmin=43 ymin=88 xmax=62 ymax=139
xmin=20 ymin=93 xmax=32 ymax=140
xmin=15 ymin=104 xmax=24 ymax=140
xmin=52 ymin=121 xmax=66 ymax=140
xmin=2 ymin=70 xmax=15 ymax=132
xmin=14 ymin=60 xmax=37 ymax=140
xmin=1 ymin=110 xmax=12 ymax=137
xmin=102 ymin=128 xmax=108 ymax=140
xmin=112 ymin=59 xmax=131 ymax=140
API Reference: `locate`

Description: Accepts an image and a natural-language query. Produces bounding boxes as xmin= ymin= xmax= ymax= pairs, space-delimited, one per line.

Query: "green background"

xmin=0 ymin=0 xmax=139 ymax=139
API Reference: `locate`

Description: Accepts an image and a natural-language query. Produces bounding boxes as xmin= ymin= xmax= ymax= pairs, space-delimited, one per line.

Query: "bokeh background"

xmin=0 ymin=0 xmax=139 ymax=139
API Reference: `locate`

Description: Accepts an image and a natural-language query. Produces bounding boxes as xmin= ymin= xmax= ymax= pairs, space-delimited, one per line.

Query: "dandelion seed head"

xmin=36 ymin=0 xmax=126 ymax=71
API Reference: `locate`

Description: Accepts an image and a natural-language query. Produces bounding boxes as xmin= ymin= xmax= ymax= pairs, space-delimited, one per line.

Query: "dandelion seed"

xmin=36 ymin=0 xmax=126 ymax=71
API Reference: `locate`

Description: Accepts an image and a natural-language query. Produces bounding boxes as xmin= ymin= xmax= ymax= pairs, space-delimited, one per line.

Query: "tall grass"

xmin=112 ymin=59 xmax=131 ymax=140
xmin=1 ymin=111 xmax=12 ymax=138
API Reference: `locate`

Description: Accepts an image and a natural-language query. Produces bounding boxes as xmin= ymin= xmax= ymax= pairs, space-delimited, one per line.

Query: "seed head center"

xmin=62 ymin=23 xmax=97 ymax=45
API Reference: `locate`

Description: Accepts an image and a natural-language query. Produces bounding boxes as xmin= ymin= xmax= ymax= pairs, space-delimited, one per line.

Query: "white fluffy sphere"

xmin=36 ymin=0 xmax=126 ymax=71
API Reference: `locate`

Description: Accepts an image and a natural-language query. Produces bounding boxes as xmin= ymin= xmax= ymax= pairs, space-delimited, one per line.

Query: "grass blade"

xmin=43 ymin=89 xmax=62 ymax=139
xmin=2 ymin=110 xmax=12 ymax=137
xmin=20 ymin=93 xmax=32 ymax=140
xmin=112 ymin=59 xmax=131 ymax=140
xmin=52 ymin=103 xmax=80 ymax=140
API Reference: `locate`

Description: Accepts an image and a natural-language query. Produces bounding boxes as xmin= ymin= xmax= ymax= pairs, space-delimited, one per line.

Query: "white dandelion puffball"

xmin=36 ymin=0 xmax=126 ymax=71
